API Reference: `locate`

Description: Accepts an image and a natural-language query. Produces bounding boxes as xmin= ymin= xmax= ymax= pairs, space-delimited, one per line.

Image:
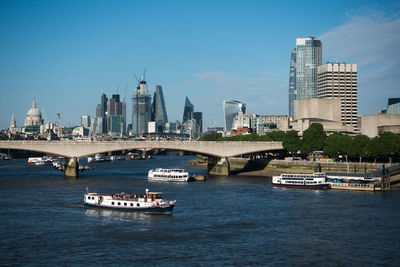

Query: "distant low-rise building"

xmin=206 ymin=127 xmax=224 ymax=134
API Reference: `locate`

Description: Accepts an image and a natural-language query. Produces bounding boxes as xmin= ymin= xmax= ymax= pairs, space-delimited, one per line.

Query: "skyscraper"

xmin=193 ymin=111 xmax=203 ymax=133
xmin=96 ymin=93 xmax=108 ymax=134
xmin=223 ymin=100 xmax=246 ymax=132
xmin=183 ymin=96 xmax=194 ymax=123
xmin=107 ymin=94 xmax=126 ymax=135
xmin=317 ymin=63 xmax=358 ymax=130
xmin=151 ymin=85 xmax=168 ymax=126
xmin=132 ymin=77 xmax=152 ymax=136
xmin=289 ymin=48 xmax=296 ymax=119
xmin=295 ymin=37 xmax=322 ymax=104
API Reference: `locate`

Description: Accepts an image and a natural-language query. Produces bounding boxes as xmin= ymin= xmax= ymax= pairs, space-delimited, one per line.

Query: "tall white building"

xmin=317 ymin=63 xmax=358 ymax=130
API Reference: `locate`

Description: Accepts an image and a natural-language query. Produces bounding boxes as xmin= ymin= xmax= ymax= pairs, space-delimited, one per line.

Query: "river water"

xmin=0 ymin=155 xmax=399 ymax=266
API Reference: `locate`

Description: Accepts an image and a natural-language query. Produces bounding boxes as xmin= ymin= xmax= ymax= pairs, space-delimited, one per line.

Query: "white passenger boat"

xmin=272 ymin=173 xmax=330 ymax=189
xmin=84 ymin=189 xmax=176 ymax=213
xmin=148 ymin=168 xmax=192 ymax=182
xmin=29 ymin=156 xmax=55 ymax=166
xmin=28 ymin=157 xmax=42 ymax=164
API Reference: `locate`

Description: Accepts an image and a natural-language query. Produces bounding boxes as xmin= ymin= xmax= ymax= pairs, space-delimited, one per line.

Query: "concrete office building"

xmin=295 ymin=37 xmax=322 ymax=103
xmin=318 ymin=63 xmax=358 ymax=130
xmin=291 ymin=98 xmax=354 ymax=135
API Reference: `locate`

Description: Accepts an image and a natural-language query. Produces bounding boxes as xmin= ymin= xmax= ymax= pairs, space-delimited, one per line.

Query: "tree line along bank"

xmin=199 ymin=123 xmax=400 ymax=163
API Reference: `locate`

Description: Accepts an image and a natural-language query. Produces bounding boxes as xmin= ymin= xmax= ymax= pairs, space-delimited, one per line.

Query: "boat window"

xmin=112 ymin=202 xmax=114 ymax=205
xmin=137 ymin=203 xmax=140 ymax=207
xmin=118 ymin=202 xmax=121 ymax=205
xmin=130 ymin=203 xmax=133 ymax=206
xmin=124 ymin=203 xmax=127 ymax=206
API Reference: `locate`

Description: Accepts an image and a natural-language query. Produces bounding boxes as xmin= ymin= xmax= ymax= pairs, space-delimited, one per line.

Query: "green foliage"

xmin=282 ymin=130 xmax=300 ymax=154
xmin=380 ymin=132 xmax=400 ymax=157
xmin=366 ymin=136 xmax=384 ymax=159
xmin=267 ymin=131 xmax=285 ymax=141
xmin=349 ymin=134 xmax=370 ymax=158
xmin=300 ymin=123 xmax=327 ymax=155
xmin=198 ymin=133 xmax=222 ymax=141
xmin=323 ymin=132 xmax=343 ymax=157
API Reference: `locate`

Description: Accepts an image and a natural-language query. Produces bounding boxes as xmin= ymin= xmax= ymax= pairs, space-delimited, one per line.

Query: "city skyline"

xmin=1 ymin=0 xmax=399 ymax=129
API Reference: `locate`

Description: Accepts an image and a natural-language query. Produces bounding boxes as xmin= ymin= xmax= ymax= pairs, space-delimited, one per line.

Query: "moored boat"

xmin=272 ymin=173 xmax=330 ymax=189
xmin=148 ymin=168 xmax=192 ymax=182
xmin=84 ymin=189 xmax=176 ymax=213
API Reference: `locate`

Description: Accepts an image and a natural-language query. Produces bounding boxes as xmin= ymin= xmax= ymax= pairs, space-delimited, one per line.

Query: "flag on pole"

xmin=85 ymin=186 xmax=88 ymax=192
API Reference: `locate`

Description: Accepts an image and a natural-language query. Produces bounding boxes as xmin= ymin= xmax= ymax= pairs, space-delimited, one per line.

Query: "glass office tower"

xmin=223 ymin=100 xmax=246 ymax=132
xmin=387 ymin=98 xmax=400 ymax=115
xmin=183 ymin=96 xmax=194 ymax=123
xmin=296 ymin=37 xmax=322 ymax=102
xmin=289 ymin=48 xmax=297 ymax=119
xmin=151 ymin=85 xmax=168 ymax=125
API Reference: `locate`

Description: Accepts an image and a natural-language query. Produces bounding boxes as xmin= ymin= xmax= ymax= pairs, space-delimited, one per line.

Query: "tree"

xmin=323 ymin=132 xmax=342 ymax=158
xmin=349 ymin=134 xmax=370 ymax=163
xmin=282 ymin=130 xmax=301 ymax=154
xmin=338 ymin=134 xmax=352 ymax=162
xmin=380 ymin=132 xmax=400 ymax=163
xmin=366 ymin=136 xmax=384 ymax=163
xmin=267 ymin=131 xmax=286 ymax=141
xmin=300 ymin=123 xmax=327 ymax=155
xmin=198 ymin=133 xmax=222 ymax=141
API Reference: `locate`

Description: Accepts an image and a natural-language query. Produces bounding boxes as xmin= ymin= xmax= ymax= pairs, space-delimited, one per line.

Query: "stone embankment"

xmin=187 ymin=157 xmax=390 ymax=177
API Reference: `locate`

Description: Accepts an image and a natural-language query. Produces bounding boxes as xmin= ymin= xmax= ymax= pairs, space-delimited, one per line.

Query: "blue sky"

xmin=1 ymin=0 xmax=399 ymax=129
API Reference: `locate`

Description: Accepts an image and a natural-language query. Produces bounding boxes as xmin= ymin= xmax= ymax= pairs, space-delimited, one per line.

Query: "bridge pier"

xmin=207 ymin=156 xmax=230 ymax=176
xmin=64 ymin=157 xmax=79 ymax=178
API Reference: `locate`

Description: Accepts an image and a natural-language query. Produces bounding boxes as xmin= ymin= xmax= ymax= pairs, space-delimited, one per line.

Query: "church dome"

xmin=24 ymin=97 xmax=44 ymax=127
xmin=27 ymin=107 xmax=41 ymax=117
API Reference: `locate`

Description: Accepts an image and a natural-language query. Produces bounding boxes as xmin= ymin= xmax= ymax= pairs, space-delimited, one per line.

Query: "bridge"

xmin=0 ymin=140 xmax=283 ymax=177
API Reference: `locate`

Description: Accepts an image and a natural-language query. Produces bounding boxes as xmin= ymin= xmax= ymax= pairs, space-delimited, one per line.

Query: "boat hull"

xmin=84 ymin=203 xmax=175 ymax=213
xmin=272 ymin=183 xmax=330 ymax=190
xmin=148 ymin=177 xmax=190 ymax=182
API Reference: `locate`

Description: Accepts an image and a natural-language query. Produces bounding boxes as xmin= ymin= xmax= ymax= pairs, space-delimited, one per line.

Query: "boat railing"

xmin=330 ymin=182 xmax=375 ymax=189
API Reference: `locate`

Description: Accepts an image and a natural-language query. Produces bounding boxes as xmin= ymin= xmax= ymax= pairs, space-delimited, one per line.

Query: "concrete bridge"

xmin=0 ymin=140 xmax=283 ymax=177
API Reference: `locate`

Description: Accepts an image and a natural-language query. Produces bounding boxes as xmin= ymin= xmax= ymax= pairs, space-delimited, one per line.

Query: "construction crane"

xmin=57 ymin=113 xmax=63 ymax=139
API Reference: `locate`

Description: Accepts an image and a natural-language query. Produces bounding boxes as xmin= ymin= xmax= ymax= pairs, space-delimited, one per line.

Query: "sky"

xmin=0 ymin=0 xmax=399 ymax=130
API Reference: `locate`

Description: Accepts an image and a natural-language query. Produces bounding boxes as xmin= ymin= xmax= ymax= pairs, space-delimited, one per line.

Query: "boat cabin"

xmin=146 ymin=192 xmax=163 ymax=201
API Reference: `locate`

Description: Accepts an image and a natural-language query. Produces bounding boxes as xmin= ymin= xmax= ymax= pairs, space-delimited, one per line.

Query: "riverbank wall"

xmin=191 ymin=156 xmax=387 ymax=176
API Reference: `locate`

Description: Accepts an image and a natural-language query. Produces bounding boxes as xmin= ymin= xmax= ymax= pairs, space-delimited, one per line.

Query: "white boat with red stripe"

xmin=84 ymin=189 xmax=176 ymax=213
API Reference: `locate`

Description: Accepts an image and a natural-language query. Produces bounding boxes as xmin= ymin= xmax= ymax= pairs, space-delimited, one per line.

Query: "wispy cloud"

xmin=319 ymin=11 xmax=400 ymax=114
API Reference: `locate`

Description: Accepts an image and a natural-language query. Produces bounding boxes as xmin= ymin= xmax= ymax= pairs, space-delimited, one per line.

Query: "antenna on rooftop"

xmin=123 ymin=86 xmax=128 ymax=102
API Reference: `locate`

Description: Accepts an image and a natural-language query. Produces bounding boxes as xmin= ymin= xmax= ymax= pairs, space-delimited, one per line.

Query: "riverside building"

xmin=317 ymin=63 xmax=358 ymax=130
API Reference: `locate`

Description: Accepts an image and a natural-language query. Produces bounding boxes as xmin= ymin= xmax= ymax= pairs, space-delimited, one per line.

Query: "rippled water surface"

xmin=1 ymin=156 xmax=399 ymax=266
